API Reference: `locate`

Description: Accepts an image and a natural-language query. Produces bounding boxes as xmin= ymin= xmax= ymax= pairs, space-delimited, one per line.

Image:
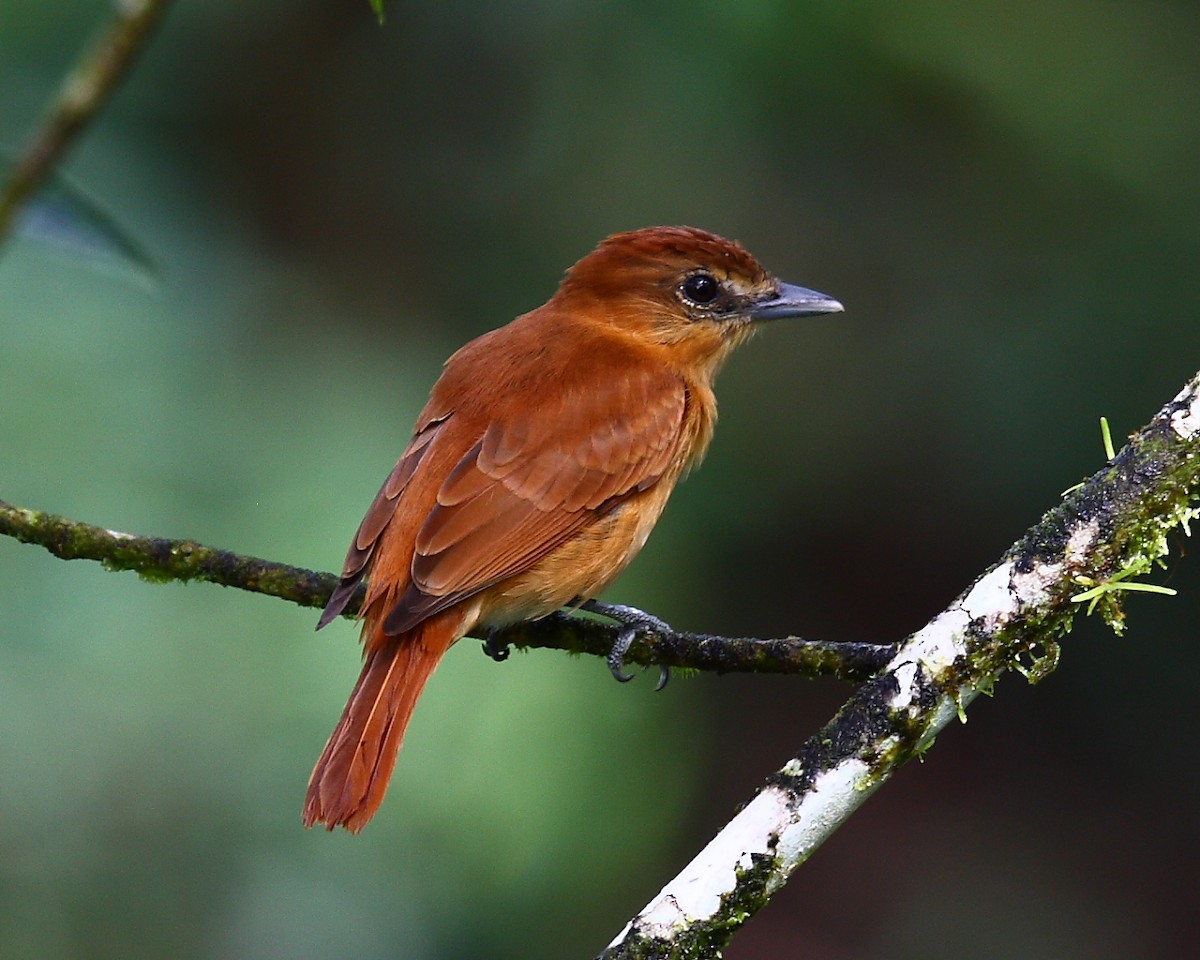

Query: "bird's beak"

xmin=749 ymin=282 xmax=843 ymax=321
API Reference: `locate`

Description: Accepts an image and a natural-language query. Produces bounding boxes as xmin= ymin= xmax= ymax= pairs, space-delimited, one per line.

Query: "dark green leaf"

xmin=14 ymin=170 xmax=155 ymax=281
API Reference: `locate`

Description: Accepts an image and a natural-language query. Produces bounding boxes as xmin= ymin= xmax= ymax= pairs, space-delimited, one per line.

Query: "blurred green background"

xmin=3 ymin=1 xmax=1200 ymax=958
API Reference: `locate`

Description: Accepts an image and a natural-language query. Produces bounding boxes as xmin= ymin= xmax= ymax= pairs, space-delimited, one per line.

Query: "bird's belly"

xmin=475 ymin=485 xmax=672 ymax=628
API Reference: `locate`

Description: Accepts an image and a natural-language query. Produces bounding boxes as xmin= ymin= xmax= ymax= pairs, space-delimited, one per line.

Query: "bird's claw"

xmin=607 ymin=628 xmax=637 ymax=682
xmin=653 ymin=665 xmax=669 ymax=692
xmin=482 ymin=629 xmax=510 ymax=662
xmin=583 ymin=600 xmax=673 ymax=691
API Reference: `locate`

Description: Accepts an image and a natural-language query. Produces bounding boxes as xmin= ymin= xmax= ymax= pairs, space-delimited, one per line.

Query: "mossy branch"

xmin=600 ymin=372 xmax=1200 ymax=959
xmin=0 ymin=499 xmax=890 ymax=682
xmin=0 ymin=0 xmax=172 ymax=242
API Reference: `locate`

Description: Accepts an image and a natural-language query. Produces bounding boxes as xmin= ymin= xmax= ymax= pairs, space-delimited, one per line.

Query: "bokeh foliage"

xmin=2 ymin=2 xmax=1199 ymax=958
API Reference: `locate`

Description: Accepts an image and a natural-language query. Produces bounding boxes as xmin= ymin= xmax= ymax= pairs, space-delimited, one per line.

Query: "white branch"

xmin=601 ymin=370 xmax=1200 ymax=960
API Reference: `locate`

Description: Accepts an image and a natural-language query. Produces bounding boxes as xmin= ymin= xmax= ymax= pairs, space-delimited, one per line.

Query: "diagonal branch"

xmin=599 ymin=372 xmax=1200 ymax=958
xmin=0 ymin=500 xmax=891 ymax=682
xmin=0 ymin=0 xmax=173 ymax=242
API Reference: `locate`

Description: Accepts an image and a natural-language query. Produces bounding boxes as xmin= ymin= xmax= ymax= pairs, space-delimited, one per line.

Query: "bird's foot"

xmin=579 ymin=599 xmax=673 ymax=691
xmin=482 ymin=628 xmax=511 ymax=662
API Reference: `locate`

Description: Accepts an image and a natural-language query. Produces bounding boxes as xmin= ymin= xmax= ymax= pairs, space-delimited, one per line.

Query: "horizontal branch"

xmin=601 ymin=370 xmax=1200 ymax=958
xmin=0 ymin=500 xmax=891 ymax=682
xmin=0 ymin=500 xmax=338 ymax=607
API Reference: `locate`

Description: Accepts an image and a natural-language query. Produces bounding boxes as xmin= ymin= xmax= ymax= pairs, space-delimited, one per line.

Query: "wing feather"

xmin=316 ymin=415 xmax=448 ymax=628
xmin=381 ymin=366 xmax=689 ymax=635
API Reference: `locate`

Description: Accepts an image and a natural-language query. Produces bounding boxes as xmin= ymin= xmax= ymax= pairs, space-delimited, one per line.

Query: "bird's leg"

xmin=481 ymin=627 xmax=511 ymax=662
xmin=579 ymin=599 xmax=673 ymax=691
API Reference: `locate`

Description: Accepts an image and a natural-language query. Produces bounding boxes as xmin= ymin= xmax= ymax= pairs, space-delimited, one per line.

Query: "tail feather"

xmin=304 ymin=618 xmax=456 ymax=832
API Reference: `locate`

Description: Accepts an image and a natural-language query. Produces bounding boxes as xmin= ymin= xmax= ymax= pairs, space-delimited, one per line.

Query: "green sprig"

xmin=1062 ymin=416 xmax=1116 ymax=496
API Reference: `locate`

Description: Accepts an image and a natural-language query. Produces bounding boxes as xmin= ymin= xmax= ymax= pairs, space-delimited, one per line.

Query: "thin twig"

xmin=0 ymin=0 xmax=172 ymax=242
xmin=0 ymin=500 xmax=892 ymax=682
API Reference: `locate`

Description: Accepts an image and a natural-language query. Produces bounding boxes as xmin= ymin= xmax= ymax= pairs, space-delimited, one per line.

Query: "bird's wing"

xmin=382 ymin=366 xmax=688 ymax=634
xmin=316 ymin=414 xmax=448 ymax=628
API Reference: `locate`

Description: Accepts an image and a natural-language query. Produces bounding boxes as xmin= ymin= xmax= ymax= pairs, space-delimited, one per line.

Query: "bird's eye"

xmin=680 ymin=273 xmax=721 ymax=306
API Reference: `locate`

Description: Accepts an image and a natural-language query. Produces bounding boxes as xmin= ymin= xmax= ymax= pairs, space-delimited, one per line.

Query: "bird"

xmin=304 ymin=225 xmax=842 ymax=832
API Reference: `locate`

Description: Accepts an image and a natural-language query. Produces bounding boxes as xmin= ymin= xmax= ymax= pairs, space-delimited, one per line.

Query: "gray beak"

xmin=749 ymin=281 xmax=844 ymax=321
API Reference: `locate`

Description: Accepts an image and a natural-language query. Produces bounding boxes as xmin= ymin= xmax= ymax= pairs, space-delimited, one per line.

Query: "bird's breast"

xmin=474 ymin=477 xmax=677 ymax=630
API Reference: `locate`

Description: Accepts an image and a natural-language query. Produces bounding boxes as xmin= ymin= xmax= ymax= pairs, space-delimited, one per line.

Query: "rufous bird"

xmin=304 ymin=225 xmax=842 ymax=832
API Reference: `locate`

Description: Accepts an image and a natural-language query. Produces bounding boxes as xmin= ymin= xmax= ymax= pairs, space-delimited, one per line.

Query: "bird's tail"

xmin=303 ymin=615 xmax=457 ymax=832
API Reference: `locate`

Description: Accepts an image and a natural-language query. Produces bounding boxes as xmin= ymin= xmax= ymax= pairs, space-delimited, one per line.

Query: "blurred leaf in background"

xmin=10 ymin=170 xmax=155 ymax=279
xmin=2 ymin=1 xmax=1199 ymax=958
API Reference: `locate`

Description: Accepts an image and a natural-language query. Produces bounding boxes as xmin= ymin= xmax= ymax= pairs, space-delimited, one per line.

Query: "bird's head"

xmin=554 ymin=225 xmax=842 ymax=378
